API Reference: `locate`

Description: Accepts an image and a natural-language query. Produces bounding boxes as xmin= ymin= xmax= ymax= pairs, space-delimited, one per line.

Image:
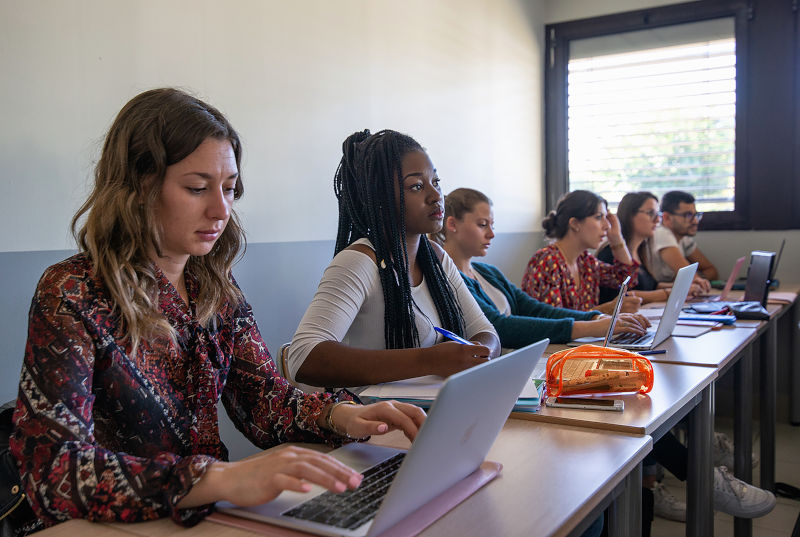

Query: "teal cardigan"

xmin=461 ymin=262 xmax=599 ymax=347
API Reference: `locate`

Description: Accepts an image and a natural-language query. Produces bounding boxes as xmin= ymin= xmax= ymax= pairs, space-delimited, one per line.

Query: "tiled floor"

xmin=651 ymin=420 xmax=800 ymax=537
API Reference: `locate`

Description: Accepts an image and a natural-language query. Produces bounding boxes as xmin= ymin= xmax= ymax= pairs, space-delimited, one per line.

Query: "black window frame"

xmin=545 ymin=0 xmax=800 ymax=230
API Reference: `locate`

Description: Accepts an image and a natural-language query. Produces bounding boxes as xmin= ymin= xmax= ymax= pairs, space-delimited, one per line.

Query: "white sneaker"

xmin=713 ymin=431 xmax=759 ymax=469
xmin=653 ymin=482 xmax=686 ymax=522
xmin=713 ymin=466 xmax=776 ymax=518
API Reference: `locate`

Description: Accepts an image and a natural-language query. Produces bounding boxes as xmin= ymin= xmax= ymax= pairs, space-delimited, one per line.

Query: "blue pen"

xmin=639 ymin=349 xmax=667 ymax=355
xmin=434 ymin=326 xmax=473 ymax=345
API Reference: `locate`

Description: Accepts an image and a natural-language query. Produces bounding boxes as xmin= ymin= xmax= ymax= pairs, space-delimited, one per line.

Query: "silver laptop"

xmin=217 ymin=339 xmax=549 ymax=537
xmin=602 ymin=275 xmax=631 ymax=347
xmin=567 ymin=275 xmax=629 ymax=348
xmin=606 ymin=263 xmax=698 ymax=350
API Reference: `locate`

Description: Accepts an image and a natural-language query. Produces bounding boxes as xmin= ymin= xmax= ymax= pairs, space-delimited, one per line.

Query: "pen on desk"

xmin=638 ymin=349 xmax=667 ymax=355
xmin=434 ymin=326 xmax=473 ymax=345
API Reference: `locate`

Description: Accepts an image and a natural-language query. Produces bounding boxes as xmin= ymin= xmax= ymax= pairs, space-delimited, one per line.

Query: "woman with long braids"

xmin=288 ymin=130 xmax=500 ymax=389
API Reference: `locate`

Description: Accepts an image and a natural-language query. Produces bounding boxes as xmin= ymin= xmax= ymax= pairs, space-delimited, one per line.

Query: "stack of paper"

xmin=360 ymin=375 xmax=545 ymax=412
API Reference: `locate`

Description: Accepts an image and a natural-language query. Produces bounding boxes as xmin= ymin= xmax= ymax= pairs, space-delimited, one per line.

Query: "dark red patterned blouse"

xmin=520 ymin=244 xmax=639 ymax=311
xmin=10 ymin=254 xmax=347 ymax=527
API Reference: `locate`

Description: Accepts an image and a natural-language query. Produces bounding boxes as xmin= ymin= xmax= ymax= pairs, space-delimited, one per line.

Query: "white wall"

xmin=0 ymin=0 xmax=546 ymax=252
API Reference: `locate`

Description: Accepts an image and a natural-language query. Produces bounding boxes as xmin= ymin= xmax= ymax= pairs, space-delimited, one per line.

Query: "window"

xmin=567 ymin=20 xmax=736 ymax=212
xmin=545 ymin=0 xmax=800 ymax=230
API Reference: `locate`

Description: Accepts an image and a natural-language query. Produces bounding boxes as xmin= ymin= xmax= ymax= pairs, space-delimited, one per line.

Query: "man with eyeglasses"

xmin=648 ymin=190 xmax=719 ymax=291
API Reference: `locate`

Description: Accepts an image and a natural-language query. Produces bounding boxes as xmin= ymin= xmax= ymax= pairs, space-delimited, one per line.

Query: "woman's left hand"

xmin=331 ymin=401 xmax=427 ymax=442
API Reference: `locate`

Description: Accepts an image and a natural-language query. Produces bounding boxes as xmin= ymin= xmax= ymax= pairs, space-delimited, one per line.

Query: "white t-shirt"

xmin=648 ymin=225 xmax=697 ymax=282
xmin=287 ymin=238 xmax=497 ymax=382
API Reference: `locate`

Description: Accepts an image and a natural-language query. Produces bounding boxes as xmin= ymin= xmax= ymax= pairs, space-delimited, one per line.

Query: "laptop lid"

xmin=368 ymin=339 xmax=548 ymax=535
xmin=743 ymin=251 xmax=776 ymax=306
xmin=602 ymin=275 xmax=631 ymax=347
xmin=769 ymin=238 xmax=785 ymax=282
xmin=219 ymin=339 xmax=549 ymax=537
xmin=649 ymin=262 xmax=698 ymax=348
xmin=719 ymin=256 xmax=746 ymax=301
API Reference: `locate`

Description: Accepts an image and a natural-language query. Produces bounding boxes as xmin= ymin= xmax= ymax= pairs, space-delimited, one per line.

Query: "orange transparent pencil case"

xmin=546 ymin=344 xmax=654 ymax=397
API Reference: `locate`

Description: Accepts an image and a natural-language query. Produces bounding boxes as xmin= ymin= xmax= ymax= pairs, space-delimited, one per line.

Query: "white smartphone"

xmin=545 ymin=396 xmax=624 ymax=412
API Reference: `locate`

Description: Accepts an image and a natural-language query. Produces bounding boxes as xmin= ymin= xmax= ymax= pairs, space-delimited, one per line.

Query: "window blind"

xmin=566 ymin=21 xmax=736 ymax=211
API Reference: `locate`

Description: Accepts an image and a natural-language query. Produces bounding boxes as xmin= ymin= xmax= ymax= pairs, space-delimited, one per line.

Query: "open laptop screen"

xmin=769 ymin=238 xmax=785 ymax=282
xmin=743 ymin=251 xmax=775 ymax=306
xmin=602 ymin=275 xmax=631 ymax=347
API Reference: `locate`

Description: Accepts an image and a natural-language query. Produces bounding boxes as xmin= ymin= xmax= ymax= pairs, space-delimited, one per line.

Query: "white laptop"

xmin=217 ymin=339 xmax=550 ymax=537
xmin=606 ymin=263 xmax=698 ymax=350
xmin=568 ymin=263 xmax=698 ymax=351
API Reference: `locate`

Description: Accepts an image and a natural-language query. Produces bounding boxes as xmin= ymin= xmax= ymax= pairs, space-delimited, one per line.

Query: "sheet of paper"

xmin=360 ymin=374 xmax=541 ymax=400
xmin=641 ymin=307 xmax=664 ymax=320
xmin=360 ymin=375 xmax=443 ymax=399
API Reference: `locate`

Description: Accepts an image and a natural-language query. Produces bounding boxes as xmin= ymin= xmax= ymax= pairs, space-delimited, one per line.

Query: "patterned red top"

xmin=520 ymin=244 xmax=639 ymax=311
xmin=10 ymin=254 xmax=348 ymax=527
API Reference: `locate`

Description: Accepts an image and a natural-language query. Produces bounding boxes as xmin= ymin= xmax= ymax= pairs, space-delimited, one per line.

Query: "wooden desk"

xmin=522 ymin=362 xmax=715 ymax=438
xmin=618 ymin=288 xmax=797 ymax=537
xmin=524 ymin=359 xmax=716 ymax=537
xmin=723 ymin=285 xmax=799 ymax=515
xmin=32 ymin=422 xmax=653 ymax=537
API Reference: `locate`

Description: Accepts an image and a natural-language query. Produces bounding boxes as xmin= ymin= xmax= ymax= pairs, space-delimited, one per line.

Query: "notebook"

xmin=358 ymin=374 xmax=545 ymax=411
xmin=570 ymin=264 xmax=698 ymax=351
xmin=217 ymin=339 xmax=549 ymax=537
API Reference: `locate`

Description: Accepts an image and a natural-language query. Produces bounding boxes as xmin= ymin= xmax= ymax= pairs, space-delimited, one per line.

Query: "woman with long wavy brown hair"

xmin=10 ymin=88 xmax=424 ymax=529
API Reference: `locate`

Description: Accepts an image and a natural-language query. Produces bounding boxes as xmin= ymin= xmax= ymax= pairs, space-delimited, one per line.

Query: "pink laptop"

xmin=715 ymin=256 xmax=746 ymax=301
xmin=691 ymin=256 xmax=745 ymax=302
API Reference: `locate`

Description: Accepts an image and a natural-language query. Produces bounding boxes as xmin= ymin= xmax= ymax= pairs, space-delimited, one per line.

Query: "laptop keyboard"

xmin=610 ymin=332 xmax=651 ymax=345
xmin=283 ymin=452 xmax=406 ymax=530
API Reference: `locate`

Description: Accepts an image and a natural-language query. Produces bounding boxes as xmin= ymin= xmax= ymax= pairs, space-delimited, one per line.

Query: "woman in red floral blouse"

xmin=521 ymin=190 xmax=644 ymax=314
xmin=10 ymin=88 xmax=424 ymax=529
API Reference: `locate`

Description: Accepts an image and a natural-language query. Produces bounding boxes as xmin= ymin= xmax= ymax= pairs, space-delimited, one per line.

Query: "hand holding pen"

xmin=431 ymin=327 xmax=491 ymax=376
xmin=434 ymin=326 xmax=474 ymax=345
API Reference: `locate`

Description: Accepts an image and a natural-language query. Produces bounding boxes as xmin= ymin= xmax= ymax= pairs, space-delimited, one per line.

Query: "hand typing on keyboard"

xmin=178 ymin=445 xmax=366 ymax=509
xmin=176 ymin=401 xmax=426 ymax=510
xmin=604 ymin=312 xmax=651 ymax=336
xmin=284 ymin=453 xmax=407 ymax=530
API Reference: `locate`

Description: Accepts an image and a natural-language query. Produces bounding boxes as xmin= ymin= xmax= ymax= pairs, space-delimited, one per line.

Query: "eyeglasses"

xmin=667 ymin=211 xmax=703 ymax=222
xmin=637 ymin=209 xmax=662 ymax=221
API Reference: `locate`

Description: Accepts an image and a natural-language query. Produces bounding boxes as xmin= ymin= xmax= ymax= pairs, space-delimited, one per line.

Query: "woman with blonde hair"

xmin=10 ymin=89 xmax=424 ymax=529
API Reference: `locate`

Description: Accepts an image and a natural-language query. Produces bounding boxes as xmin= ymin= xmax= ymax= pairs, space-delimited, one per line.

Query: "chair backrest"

xmin=277 ymin=343 xmax=324 ymax=393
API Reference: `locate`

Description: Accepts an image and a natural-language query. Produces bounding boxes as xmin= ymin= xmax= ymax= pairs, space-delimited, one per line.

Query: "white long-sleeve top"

xmin=287 ymin=238 xmax=497 ymax=383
